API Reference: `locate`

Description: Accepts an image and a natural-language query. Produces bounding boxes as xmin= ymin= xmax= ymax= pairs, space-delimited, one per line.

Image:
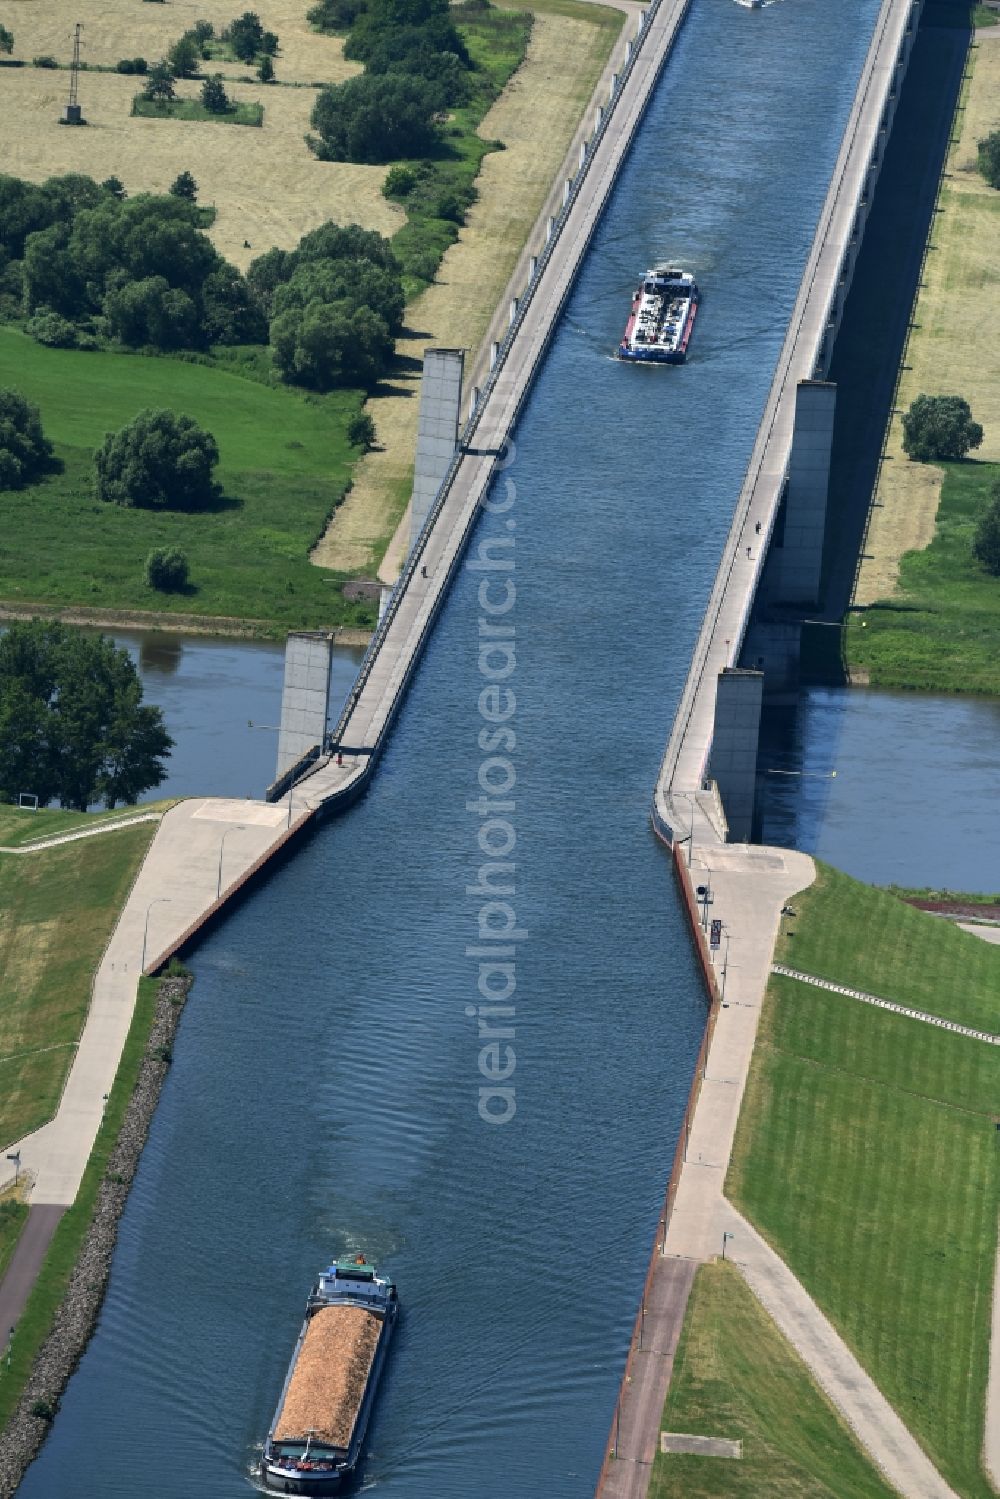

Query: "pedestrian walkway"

xmin=0 ymin=810 xmax=161 ymax=854
xmin=652 ymin=844 xmax=961 ymax=1499
xmin=772 ymin=963 xmax=1000 ymax=1045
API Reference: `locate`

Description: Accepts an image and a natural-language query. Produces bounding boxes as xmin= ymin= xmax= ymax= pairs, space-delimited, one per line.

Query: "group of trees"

xmin=248 ymin=222 xmax=404 ymax=388
xmin=0 ymin=620 xmax=172 ymax=810
xmin=0 ymin=388 xmax=56 ymax=489
xmin=977 ymin=130 xmax=1000 ymax=191
xmin=0 ymin=172 xmax=265 ymax=352
xmin=308 ymin=0 xmax=473 ymax=163
xmin=1 ymin=172 xmax=402 ymax=390
xmin=152 ymin=13 xmax=278 ymax=89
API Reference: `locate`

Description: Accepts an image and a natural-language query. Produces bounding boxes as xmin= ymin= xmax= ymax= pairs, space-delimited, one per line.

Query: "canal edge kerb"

xmin=593 ymin=826 xmax=721 ymax=1492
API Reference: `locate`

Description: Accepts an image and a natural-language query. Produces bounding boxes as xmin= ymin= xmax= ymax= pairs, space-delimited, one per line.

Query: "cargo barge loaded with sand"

xmin=261 ymin=1258 xmax=398 ymax=1494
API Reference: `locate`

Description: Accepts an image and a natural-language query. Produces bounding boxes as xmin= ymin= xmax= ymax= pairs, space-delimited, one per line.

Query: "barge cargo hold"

xmin=617 ymin=265 xmax=699 ymax=364
xmin=261 ymin=1259 xmax=398 ymax=1495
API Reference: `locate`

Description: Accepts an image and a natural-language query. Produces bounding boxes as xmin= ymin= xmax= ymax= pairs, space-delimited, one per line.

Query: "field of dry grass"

xmin=854 ymin=37 xmax=1000 ymax=605
xmin=313 ymin=0 xmax=627 ymax=576
xmin=0 ymin=0 xmax=397 ymax=270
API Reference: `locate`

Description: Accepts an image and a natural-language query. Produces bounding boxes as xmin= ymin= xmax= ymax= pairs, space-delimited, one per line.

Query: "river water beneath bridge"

xmin=20 ymin=2 xmax=888 ymax=1494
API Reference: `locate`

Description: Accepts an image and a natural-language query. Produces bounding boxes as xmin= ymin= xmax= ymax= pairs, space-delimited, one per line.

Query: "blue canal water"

xmin=19 ymin=2 xmax=886 ymax=1495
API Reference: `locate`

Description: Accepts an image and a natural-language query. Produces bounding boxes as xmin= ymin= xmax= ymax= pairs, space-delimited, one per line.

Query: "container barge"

xmin=261 ymin=1258 xmax=398 ymax=1495
xmin=617 ymin=265 xmax=699 ymax=364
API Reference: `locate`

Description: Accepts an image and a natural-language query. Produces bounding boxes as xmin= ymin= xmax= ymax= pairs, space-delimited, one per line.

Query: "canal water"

xmin=19 ymin=1 xmax=886 ymax=1495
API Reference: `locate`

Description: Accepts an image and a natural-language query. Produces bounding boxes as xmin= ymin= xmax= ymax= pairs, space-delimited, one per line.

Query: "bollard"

xmin=528 ymin=254 xmax=538 ymax=280
xmin=490 ymin=341 xmax=500 ymax=370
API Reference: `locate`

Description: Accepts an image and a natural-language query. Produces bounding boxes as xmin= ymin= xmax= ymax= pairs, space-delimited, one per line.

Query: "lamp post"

xmin=673 ymin=790 xmax=698 ymax=868
xmin=141 ymin=897 xmax=172 ymax=974
xmin=217 ymin=824 xmax=245 ymax=898
xmin=720 ymin=926 xmax=731 ymax=1004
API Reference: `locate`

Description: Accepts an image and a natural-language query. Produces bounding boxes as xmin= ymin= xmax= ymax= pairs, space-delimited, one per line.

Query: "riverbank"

xmin=849 ymin=25 xmax=1000 ymax=690
xmin=0 ymin=601 xmax=372 ymax=647
xmin=0 ymin=973 xmax=190 ymax=1496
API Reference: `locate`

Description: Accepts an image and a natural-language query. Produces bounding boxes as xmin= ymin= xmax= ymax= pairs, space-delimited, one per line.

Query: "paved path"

xmin=772 ymin=963 xmax=1000 ymax=1045
xmin=987 ymin=1237 xmax=1000 ymax=1490
xmin=0 ymin=798 xmax=302 ymax=1202
xmin=0 ymin=811 xmax=161 ymax=854
xmin=655 ymin=845 xmax=961 ymax=1499
xmin=0 ymin=1206 xmax=64 ymax=1339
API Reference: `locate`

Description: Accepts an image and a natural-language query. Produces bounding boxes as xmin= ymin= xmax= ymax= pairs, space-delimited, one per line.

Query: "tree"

xmin=102 ymin=175 xmax=127 ymax=200
xmin=347 ymin=411 xmax=376 ymax=449
xmin=272 ymin=257 xmax=404 ymax=332
xmin=307 ymin=0 xmax=368 ymax=32
xmin=901 ymin=394 xmax=984 ymax=463
xmin=145 ymin=546 xmax=190 ymax=590
xmin=257 ymin=53 xmax=274 ymax=82
xmin=94 ymin=409 xmax=221 ymax=510
xmin=192 ymin=19 xmax=215 ymax=43
xmin=977 ymin=130 xmax=1000 ymax=191
xmin=104 ymin=275 xmax=198 ymax=349
xmin=202 ymin=263 xmax=267 ymax=343
xmin=228 ymin=11 xmax=265 ymax=61
xmin=0 ymin=388 xmax=56 ymax=489
xmin=167 ymin=31 xmax=201 ymax=77
xmin=972 ymin=482 xmax=1000 ymax=576
xmin=309 ymin=73 xmax=439 ymax=163
xmin=0 ymin=25 xmax=14 ymax=55
xmin=143 ymin=61 xmax=176 ymax=101
xmin=0 ymin=620 xmax=173 ymax=810
xmin=261 ymin=29 xmax=280 ymax=54
xmin=201 ymin=73 xmax=229 ymax=112
xmin=170 ymin=170 xmax=198 ymax=202
xmin=271 ymin=300 xmax=392 ymax=389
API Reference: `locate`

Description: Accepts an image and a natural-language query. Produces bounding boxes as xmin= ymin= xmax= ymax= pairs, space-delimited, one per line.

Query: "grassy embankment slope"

xmin=314 ymin=0 xmax=625 ymax=575
xmin=0 ymin=806 xmax=161 ymax=1150
xmin=648 ymin=1261 xmax=898 ymax=1499
xmin=728 ymin=865 xmax=1000 ymax=1499
xmin=0 ymin=975 xmax=165 ymax=1433
xmin=848 ymin=28 xmax=1000 ymax=691
xmin=0 ymin=327 xmax=369 ymax=637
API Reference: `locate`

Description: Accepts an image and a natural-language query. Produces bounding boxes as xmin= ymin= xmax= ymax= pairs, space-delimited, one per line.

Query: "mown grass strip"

xmin=0 ymin=977 xmax=159 ymax=1432
xmin=729 ymin=873 xmax=1000 ymax=1499
xmin=132 ymin=96 xmax=264 ymax=126
xmin=648 ymin=1261 xmax=898 ymax=1499
xmin=0 ymin=1198 xmax=29 ymax=1285
xmin=0 ymin=801 xmax=172 ymax=850
xmin=0 ymin=819 xmax=157 ymax=1147
xmin=776 ymin=862 xmax=1000 ymax=1030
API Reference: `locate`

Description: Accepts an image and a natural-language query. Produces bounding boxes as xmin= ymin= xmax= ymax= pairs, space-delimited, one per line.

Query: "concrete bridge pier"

xmin=775 ymin=379 xmax=837 ymax=607
xmin=276 ymin=631 xmax=336 ymax=779
xmin=708 ymin=667 xmax=764 ymax=842
xmin=409 ymin=348 xmax=466 ymax=552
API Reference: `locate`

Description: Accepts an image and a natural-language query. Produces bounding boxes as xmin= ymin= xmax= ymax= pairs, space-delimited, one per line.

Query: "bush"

xmin=94 ymin=409 xmax=221 ymax=510
xmin=308 ymin=0 xmax=368 ymax=29
xmin=228 ymin=11 xmax=266 ymax=61
xmin=309 ymin=72 xmax=440 ymax=162
xmin=257 ymin=53 xmax=275 ymax=82
xmin=347 ymin=411 xmax=376 ymax=449
xmin=145 ymin=546 xmax=190 ymax=591
xmin=143 ymin=61 xmax=176 ymax=101
xmin=972 ymin=483 xmax=1000 ymax=576
xmin=116 ymin=57 xmax=148 ymax=74
xmin=192 ymin=19 xmax=215 ymax=43
xmin=170 ymin=170 xmax=198 ymax=202
xmin=901 ymin=394 xmax=984 ymax=463
xmin=32 ymin=55 xmax=58 ymax=69
xmin=977 ymin=130 xmax=1000 ymax=191
xmin=167 ymin=32 xmax=201 ymax=77
xmin=25 ymin=309 xmax=79 ymax=347
xmin=0 ymin=388 xmax=56 ymax=489
xmin=104 ymin=275 xmax=198 ymax=349
xmin=101 ymin=175 xmax=127 ymax=200
xmin=383 ymin=164 xmax=417 ymax=198
xmin=271 ymin=301 xmax=392 ymax=389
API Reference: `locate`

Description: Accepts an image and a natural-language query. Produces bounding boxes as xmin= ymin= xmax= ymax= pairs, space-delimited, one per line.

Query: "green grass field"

xmin=0 ymin=1196 xmax=29 ymax=1283
xmin=0 ymin=327 xmax=375 ymax=635
xmin=848 ymin=460 xmax=1000 ymax=693
xmin=777 ymin=862 xmax=1000 ymax=1029
xmin=132 ymin=96 xmax=264 ymax=126
xmin=0 ymin=976 xmax=163 ymax=1433
xmin=0 ymin=817 xmax=158 ymax=1148
xmin=648 ymin=1262 xmax=898 ymax=1499
xmin=0 ymin=800 xmax=173 ymax=849
xmin=729 ymin=867 xmax=1000 ymax=1499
